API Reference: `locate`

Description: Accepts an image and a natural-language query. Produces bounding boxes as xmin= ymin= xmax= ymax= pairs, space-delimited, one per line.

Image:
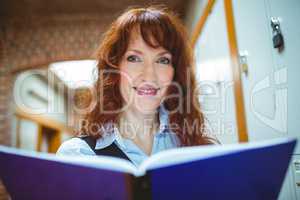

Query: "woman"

xmin=57 ymin=5 xmax=215 ymax=166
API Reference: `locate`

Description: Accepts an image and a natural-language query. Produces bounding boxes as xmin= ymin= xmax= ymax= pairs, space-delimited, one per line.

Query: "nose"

xmin=141 ymin=62 xmax=157 ymax=82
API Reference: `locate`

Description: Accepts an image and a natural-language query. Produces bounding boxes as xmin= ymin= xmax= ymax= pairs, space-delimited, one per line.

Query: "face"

xmin=119 ymin=30 xmax=174 ymax=114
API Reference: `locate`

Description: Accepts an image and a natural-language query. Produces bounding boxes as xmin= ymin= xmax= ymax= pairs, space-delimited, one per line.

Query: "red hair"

xmin=80 ymin=5 xmax=216 ymax=146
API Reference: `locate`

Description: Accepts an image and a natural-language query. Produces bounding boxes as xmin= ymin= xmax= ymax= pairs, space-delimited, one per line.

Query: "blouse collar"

xmin=95 ymin=104 xmax=170 ymax=150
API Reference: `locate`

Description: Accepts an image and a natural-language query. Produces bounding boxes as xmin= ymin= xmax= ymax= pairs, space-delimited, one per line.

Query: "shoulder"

xmin=56 ymin=137 xmax=96 ymax=156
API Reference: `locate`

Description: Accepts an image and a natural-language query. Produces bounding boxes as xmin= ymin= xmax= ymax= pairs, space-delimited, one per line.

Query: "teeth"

xmin=140 ymin=88 xmax=155 ymax=91
xmin=133 ymin=86 xmax=159 ymax=95
xmin=136 ymin=88 xmax=157 ymax=95
xmin=139 ymin=89 xmax=156 ymax=94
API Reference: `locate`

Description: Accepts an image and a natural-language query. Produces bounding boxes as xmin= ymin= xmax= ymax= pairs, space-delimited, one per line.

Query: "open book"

xmin=0 ymin=137 xmax=297 ymax=200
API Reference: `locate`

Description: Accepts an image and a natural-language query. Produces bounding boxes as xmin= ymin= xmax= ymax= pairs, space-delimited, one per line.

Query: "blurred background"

xmin=0 ymin=0 xmax=299 ymax=199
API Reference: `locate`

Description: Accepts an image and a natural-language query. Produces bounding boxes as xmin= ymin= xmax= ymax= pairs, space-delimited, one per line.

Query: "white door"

xmin=232 ymin=0 xmax=300 ymax=199
xmin=194 ymin=0 xmax=239 ymax=144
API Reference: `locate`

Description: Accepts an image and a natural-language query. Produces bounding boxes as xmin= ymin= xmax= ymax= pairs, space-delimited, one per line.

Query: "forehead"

xmin=127 ymin=27 xmax=168 ymax=53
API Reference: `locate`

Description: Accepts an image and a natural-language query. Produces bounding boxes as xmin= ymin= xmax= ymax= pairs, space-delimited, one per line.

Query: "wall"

xmin=11 ymin=69 xmax=69 ymax=150
xmin=232 ymin=0 xmax=300 ymax=199
xmin=186 ymin=0 xmax=239 ymax=144
xmin=186 ymin=0 xmax=300 ymax=199
xmin=184 ymin=0 xmax=208 ymax=35
xmin=0 ymin=16 xmax=106 ymax=146
xmin=0 ymin=14 xmax=107 ymax=200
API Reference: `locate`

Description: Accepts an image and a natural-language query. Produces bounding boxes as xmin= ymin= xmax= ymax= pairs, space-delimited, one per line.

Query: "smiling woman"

xmin=119 ymin=27 xmax=174 ymax=115
xmin=56 ymin=5 xmax=216 ymax=167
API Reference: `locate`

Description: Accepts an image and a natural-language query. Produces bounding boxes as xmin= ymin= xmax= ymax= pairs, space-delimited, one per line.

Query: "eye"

xmin=126 ymin=55 xmax=142 ymax=62
xmin=157 ymin=57 xmax=171 ymax=65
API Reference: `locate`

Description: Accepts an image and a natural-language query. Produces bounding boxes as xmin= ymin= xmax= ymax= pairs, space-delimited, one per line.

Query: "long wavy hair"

xmin=79 ymin=5 xmax=215 ymax=146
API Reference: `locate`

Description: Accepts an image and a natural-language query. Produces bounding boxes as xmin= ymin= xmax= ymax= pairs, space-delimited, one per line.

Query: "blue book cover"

xmin=0 ymin=137 xmax=297 ymax=200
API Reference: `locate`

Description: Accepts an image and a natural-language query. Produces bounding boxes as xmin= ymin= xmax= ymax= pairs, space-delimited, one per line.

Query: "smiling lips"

xmin=133 ymin=84 xmax=160 ymax=96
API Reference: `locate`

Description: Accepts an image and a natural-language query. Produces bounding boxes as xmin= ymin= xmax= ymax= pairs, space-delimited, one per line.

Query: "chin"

xmin=135 ymin=108 xmax=158 ymax=115
xmin=134 ymin=102 xmax=160 ymax=114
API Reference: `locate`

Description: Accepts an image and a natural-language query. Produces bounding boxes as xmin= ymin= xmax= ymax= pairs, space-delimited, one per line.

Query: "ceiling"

xmin=0 ymin=0 xmax=191 ymax=20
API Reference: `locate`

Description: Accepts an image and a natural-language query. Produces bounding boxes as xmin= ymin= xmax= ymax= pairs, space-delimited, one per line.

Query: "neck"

xmin=118 ymin=107 xmax=159 ymax=140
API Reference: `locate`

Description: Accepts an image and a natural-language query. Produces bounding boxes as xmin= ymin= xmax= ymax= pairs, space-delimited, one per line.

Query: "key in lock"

xmin=271 ymin=17 xmax=284 ymax=50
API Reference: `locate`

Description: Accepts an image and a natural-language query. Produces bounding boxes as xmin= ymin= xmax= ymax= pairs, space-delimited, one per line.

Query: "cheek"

xmin=119 ymin=72 xmax=131 ymax=102
xmin=120 ymin=68 xmax=139 ymax=87
xmin=119 ymin=65 xmax=139 ymax=101
xmin=158 ymin=67 xmax=174 ymax=89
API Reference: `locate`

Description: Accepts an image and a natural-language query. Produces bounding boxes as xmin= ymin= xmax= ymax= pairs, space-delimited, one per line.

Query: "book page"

xmin=0 ymin=145 xmax=138 ymax=175
xmin=137 ymin=137 xmax=295 ymax=174
xmin=1 ymin=137 xmax=295 ymax=177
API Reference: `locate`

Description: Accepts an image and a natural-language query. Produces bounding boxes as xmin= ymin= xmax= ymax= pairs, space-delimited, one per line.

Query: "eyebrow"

xmin=127 ymin=49 xmax=171 ymax=56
